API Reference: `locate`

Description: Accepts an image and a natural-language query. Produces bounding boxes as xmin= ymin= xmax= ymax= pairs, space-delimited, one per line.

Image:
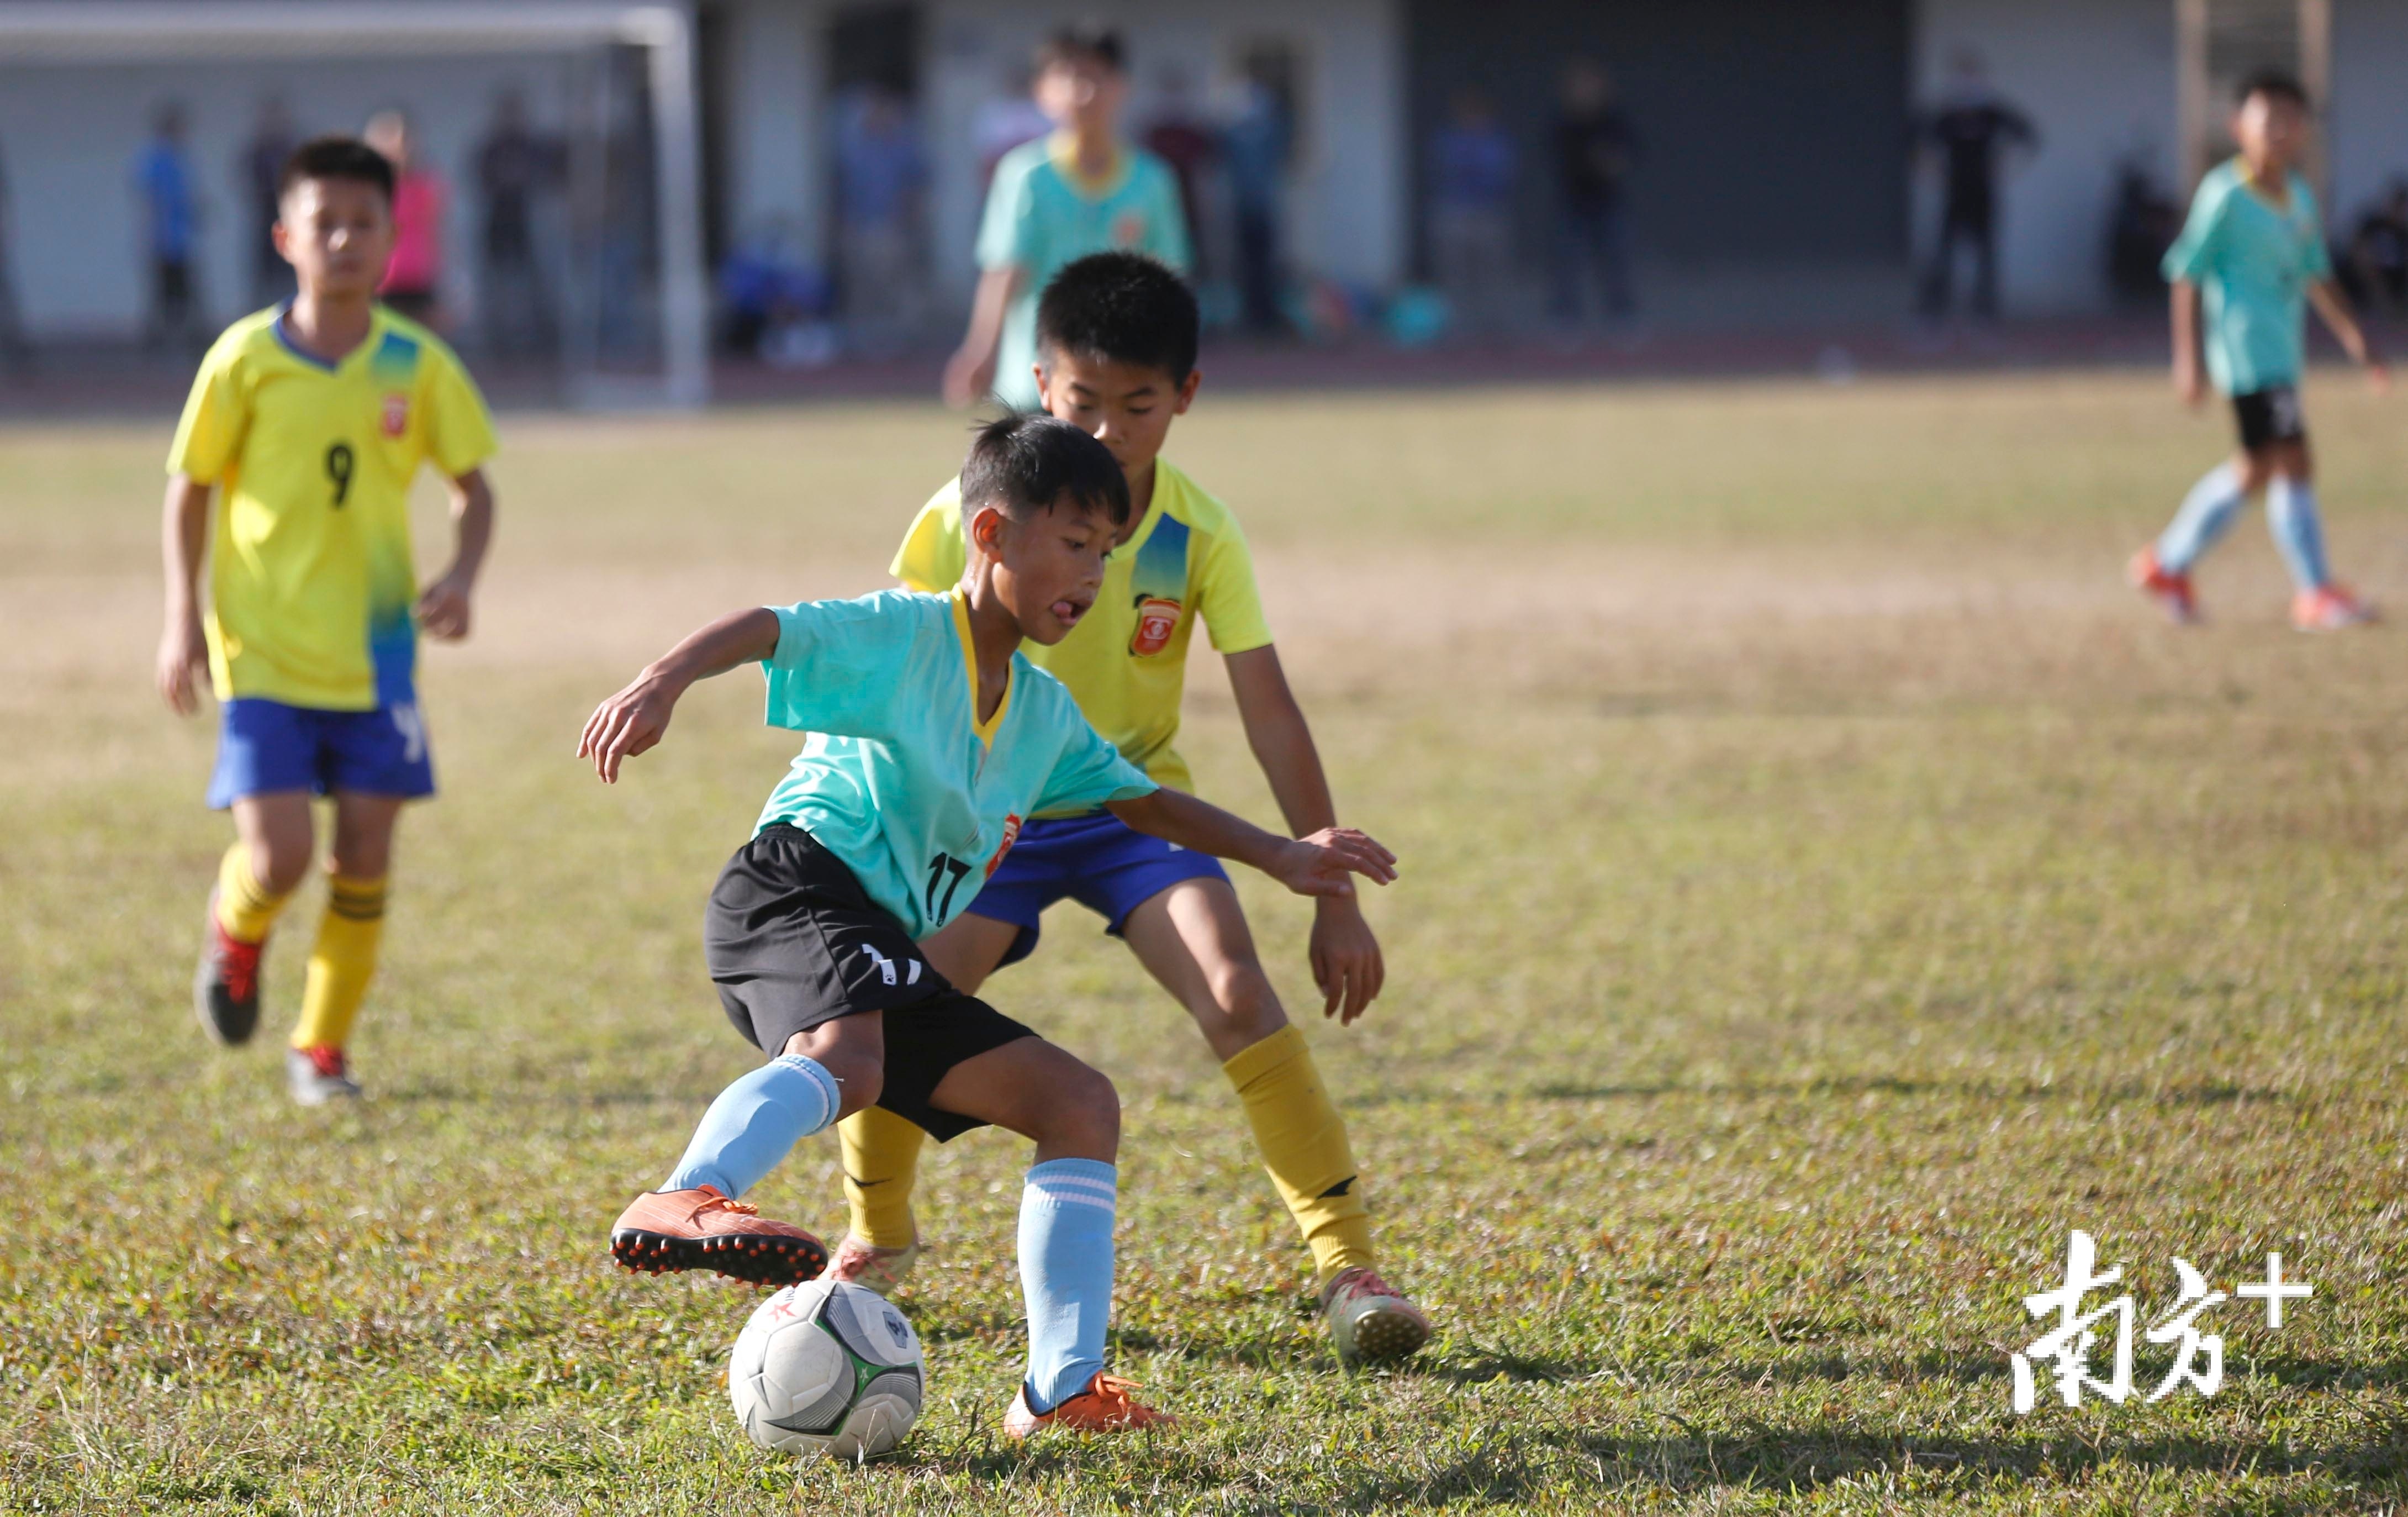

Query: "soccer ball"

xmin=728 ymin=1278 xmax=924 ymax=1460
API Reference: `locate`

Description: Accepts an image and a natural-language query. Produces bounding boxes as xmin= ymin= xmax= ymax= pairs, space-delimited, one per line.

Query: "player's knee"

xmin=1044 ymin=1063 xmax=1121 ymax=1155
xmin=1201 ymin=959 xmax=1286 ymax=1041
xmin=786 ymin=1036 xmax=882 ymax=1116
xmin=250 ymin=837 xmax=311 ymax=896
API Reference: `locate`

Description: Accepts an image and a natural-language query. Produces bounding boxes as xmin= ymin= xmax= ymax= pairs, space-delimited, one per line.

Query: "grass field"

xmin=6 ymin=370 xmax=2408 ymax=1514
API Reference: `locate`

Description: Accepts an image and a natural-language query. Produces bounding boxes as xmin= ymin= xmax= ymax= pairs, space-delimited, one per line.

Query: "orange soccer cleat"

xmin=2127 ymin=548 xmax=2199 ymax=624
xmin=1003 ymin=1373 xmax=1177 ymax=1439
xmin=2293 ymin=583 xmax=2376 ymax=632
xmin=609 ymin=1186 xmax=828 ymax=1286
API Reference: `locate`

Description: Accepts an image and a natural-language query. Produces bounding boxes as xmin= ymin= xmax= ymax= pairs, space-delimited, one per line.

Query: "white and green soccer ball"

xmin=728 ymin=1278 xmax=924 ymax=1460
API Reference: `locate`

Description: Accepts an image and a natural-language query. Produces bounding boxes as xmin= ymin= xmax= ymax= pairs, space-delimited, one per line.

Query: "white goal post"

xmin=0 ymin=1 xmax=710 ymax=407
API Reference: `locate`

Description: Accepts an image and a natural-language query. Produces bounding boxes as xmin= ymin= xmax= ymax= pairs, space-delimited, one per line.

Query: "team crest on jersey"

xmin=1111 ymin=210 xmax=1148 ymax=247
xmin=381 ymin=393 xmax=410 ymax=438
xmin=985 ymin=814 xmax=1025 ymax=878
xmin=1130 ymin=597 xmax=1181 ymax=656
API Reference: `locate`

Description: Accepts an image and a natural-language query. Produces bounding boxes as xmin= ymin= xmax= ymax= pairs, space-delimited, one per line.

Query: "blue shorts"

xmin=967 ymin=812 xmax=1229 ymax=967
xmin=207 ymin=697 xmax=436 ymax=809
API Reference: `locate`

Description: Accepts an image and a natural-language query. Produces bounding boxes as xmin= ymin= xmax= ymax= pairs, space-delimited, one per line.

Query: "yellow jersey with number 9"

xmin=167 ymin=305 xmax=497 ymax=711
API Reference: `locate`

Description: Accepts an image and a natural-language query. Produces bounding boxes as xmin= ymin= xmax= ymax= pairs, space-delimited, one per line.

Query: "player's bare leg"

xmin=1122 ymin=879 xmax=1429 ymax=1362
xmin=924 ymin=1036 xmax=1170 ymax=1436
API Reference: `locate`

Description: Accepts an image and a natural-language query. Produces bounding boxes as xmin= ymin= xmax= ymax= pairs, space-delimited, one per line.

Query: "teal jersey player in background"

xmin=2129 ymin=70 xmax=2389 ymax=632
xmin=582 ymin=414 xmax=1395 ymax=1438
xmin=944 ymin=23 xmax=1190 ymax=412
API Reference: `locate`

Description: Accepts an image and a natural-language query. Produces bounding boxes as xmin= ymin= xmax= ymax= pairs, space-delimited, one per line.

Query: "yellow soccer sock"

xmin=289 ymin=876 xmax=386 ymax=1051
xmin=839 ymin=1105 xmax=927 ymax=1249
xmin=1223 ymin=1023 xmax=1376 ymax=1286
xmin=215 ymin=843 xmax=294 ymax=944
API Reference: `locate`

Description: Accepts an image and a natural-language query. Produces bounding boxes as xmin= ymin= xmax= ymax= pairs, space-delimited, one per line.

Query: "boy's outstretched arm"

xmin=2307 ymin=280 xmax=2392 ymax=394
xmin=578 ymin=607 xmax=781 ymax=782
xmin=2170 ymin=279 xmax=2206 ymax=407
xmin=1107 ymin=786 xmax=1397 ymax=900
xmin=416 ymin=467 xmax=495 ymax=640
xmin=157 ymin=474 xmax=213 ymax=715
xmin=1226 ymin=644 xmax=1386 ymax=1024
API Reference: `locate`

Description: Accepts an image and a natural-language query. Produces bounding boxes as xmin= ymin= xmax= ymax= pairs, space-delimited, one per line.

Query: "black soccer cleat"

xmin=193 ymin=889 xmax=265 ymax=1047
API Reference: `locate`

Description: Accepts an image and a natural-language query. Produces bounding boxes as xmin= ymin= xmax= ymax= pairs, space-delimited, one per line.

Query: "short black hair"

xmin=960 ymin=413 xmax=1131 ymax=528
xmin=1036 ymin=252 xmax=1200 ymax=383
xmin=2237 ymin=69 xmax=2309 ymax=109
xmin=278 ymin=136 xmax=395 ymax=205
xmin=1036 ymin=23 xmax=1124 ymax=75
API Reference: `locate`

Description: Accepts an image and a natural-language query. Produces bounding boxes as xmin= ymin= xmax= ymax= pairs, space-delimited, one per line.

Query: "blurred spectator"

xmin=0 ymin=138 xmax=25 ymax=372
xmin=366 ymin=109 xmax=447 ymax=326
xmin=945 ymin=25 xmax=1189 ymax=409
xmin=1550 ymin=59 xmax=1640 ymax=325
xmin=1427 ymin=88 xmax=1518 ymax=336
xmin=238 ymin=97 xmax=297 ymax=308
xmin=2342 ymin=181 xmax=2408 ymax=317
xmin=1914 ymin=49 xmax=2037 ymax=322
xmin=1222 ymin=66 xmax=1292 ymax=335
xmin=835 ymin=85 xmax=929 ymax=351
xmin=1143 ymin=65 xmax=1221 ymax=281
xmin=134 ymin=102 xmax=206 ymax=353
xmin=476 ymin=87 xmax=563 ymax=356
xmin=2107 ymin=159 xmax=2182 ymax=307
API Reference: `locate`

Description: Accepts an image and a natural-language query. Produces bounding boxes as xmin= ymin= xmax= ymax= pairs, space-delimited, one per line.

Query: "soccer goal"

xmin=0 ymin=2 xmax=710 ymax=407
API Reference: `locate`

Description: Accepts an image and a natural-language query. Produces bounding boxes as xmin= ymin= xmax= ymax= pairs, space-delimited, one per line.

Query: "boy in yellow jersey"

xmin=156 ymin=137 xmax=498 ymax=1106
xmin=837 ymin=252 xmax=1428 ymax=1363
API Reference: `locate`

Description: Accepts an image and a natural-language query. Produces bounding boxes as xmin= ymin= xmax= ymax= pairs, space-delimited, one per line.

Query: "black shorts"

xmin=705 ymin=823 xmax=1035 ymax=1141
xmin=2232 ymin=386 xmax=2308 ymax=451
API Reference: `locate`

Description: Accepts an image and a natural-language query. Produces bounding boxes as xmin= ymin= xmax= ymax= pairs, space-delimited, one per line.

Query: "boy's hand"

xmin=156 ymin=611 xmax=207 ymax=715
xmin=415 ymin=571 xmax=476 ymax=640
xmin=2367 ymin=359 xmax=2393 ymax=397
xmin=578 ymin=670 xmax=687 ymax=783
xmin=1310 ymin=893 xmax=1386 ymax=1025
xmin=942 ymin=344 xmax=997 ymax=409
xmin=2174 ymin=361 xmax=2206 ymax=408
xmin=1267 ymin=828 xmax=1397 ymax=900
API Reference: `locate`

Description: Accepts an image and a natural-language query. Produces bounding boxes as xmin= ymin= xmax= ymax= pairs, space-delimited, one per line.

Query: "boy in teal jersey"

xmin=2130 ymin=71 xmax=2389 ymax=631
xmin=583 ymin=414 xmax=1396 ymax=1437
xmin=943 ymin=24 xmax=1189 ymax=410
xmin=837 ymin=254 xmax=1429 ymax=1365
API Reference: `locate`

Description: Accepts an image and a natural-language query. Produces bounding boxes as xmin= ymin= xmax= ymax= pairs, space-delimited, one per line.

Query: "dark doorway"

xmin=1406 ymin=0 xmax=1913 ymax=272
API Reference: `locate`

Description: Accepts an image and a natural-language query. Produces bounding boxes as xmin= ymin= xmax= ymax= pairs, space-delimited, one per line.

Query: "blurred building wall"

xmin=2330 ymin=0 xmax=2408 ymax=229
xmin=1913 ymin=0 xmax=2178 ymax=316
xmin=0 ymin=50 xmax=578 ymax=340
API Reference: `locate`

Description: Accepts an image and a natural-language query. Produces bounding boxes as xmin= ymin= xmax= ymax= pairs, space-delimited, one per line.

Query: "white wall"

xmin=717 ymin=0 xmax=823 ymax=258
xmin=916 ymin=0 xmax=1406 ymax=296
xmin=1914 ymin=0 xmax=2177 ymax=315
xmin=2330 ymin=0 xmax=2408 ymax=228
xmin=0 ymin=51 xmax=579 ymax=340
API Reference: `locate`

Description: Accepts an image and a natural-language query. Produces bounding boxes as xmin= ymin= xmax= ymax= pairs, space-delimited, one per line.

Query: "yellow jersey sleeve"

xmin=166 ymin=336 xmax=251 ymax=482
xmin=890 ymin=483 xmax=968 ymax=593
xmin=1195 ymin=508 xmax=1274 ymax=655
xmin=421 ymin=341 xmax=498 ymax=477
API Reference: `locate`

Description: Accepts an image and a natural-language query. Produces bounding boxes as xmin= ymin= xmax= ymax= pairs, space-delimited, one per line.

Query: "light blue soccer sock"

xmin=1017 ymin=1158 xmax=1118 ymax=1413
xmin=2156 ymin=461 xmax=2246 ymax=573
xmin=2266 ymin=475 xmax=2331 ymax=591
xmin=663 ymin=1054 xmax=842 ymax=1198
